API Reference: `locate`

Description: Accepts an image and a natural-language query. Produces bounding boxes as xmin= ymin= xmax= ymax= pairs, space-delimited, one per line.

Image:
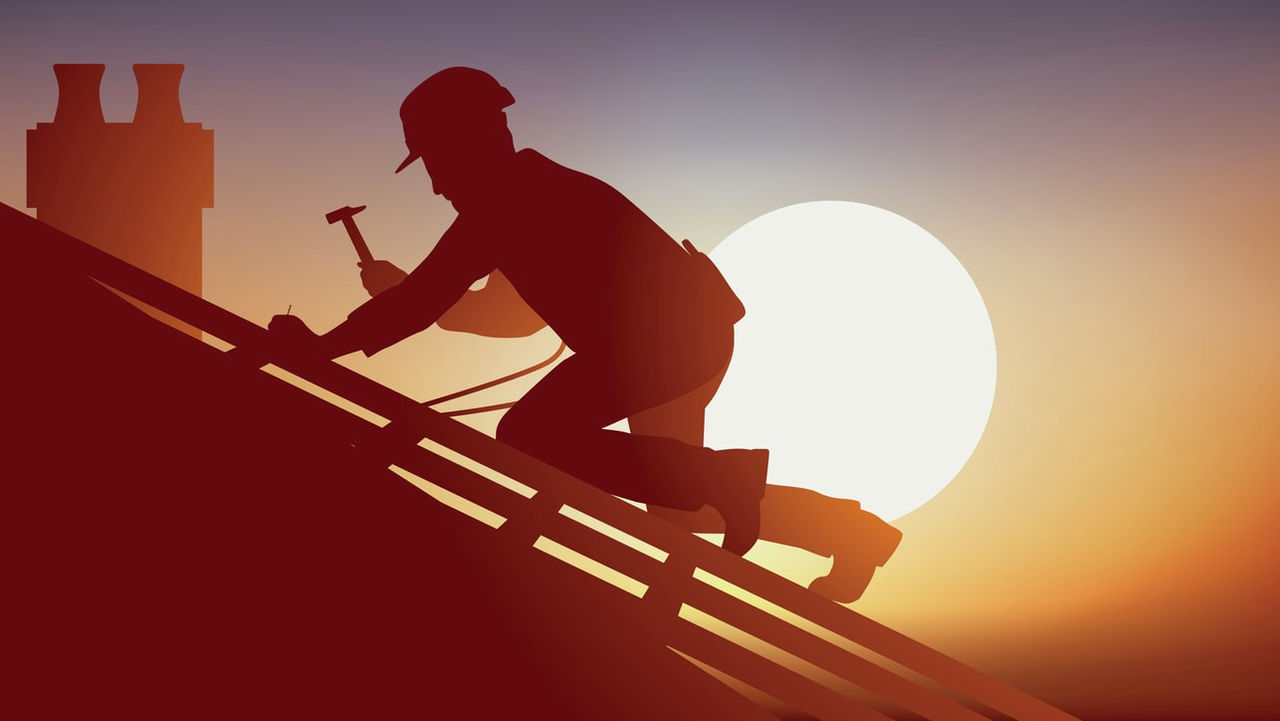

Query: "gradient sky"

xmin=3 ymin=2 xmax=1279 ymax=718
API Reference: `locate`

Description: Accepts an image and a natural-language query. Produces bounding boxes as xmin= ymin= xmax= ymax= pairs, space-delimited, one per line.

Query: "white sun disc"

xmin=704 ymin=201 xmax=997 ymax=521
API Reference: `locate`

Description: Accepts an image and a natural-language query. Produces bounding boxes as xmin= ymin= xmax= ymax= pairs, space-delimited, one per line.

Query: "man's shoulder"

xmin=514 ymin=148 xmax=627 ymax=203
xmin=515 ymin=148 xmax=581 ymax=182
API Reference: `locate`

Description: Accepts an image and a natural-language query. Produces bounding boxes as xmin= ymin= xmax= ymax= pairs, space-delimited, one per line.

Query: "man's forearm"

xmin=318 ymin=271 xmax=476 ymax=358
xmin=317 ymin=289 xmax=419 ymax=359
xmin=307 ymin=283 xmax=409 ymax=359
xmin=316 ymin=317 xmax=374 ymax=359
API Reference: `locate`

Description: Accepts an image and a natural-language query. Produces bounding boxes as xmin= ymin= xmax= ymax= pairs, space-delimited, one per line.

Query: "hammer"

xmin=325 ymin=204 xmax=374 ymax=263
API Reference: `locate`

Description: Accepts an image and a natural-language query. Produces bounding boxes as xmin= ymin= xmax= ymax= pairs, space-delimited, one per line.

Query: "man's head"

xmin=396 ymin=67 xmax=516 ymax=204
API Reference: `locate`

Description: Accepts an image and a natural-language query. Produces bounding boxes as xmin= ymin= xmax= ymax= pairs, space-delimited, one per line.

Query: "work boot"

xmin=808 ymin=505 xmax=902 ymax=603
xmin=707 ymin=448 xmax=768 ymax=556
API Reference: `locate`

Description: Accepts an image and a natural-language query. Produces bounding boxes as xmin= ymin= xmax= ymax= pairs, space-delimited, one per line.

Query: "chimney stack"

xmin=28 ymin=63 xmax=214 ymax=337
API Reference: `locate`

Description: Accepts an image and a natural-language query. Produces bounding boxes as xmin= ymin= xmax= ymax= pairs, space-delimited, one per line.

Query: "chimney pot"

xmin=133 ymin=64 xmax=186 ymax=124
xmin=53 ymin=64 xmax=106 ymax=124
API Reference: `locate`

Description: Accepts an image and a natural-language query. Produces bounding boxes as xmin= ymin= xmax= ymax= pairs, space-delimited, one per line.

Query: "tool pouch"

xmin=682 ymin=239 xmax=746 ymax=325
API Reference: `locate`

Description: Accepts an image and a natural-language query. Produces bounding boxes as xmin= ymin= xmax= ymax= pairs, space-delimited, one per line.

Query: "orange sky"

xmin=3 ymin=3 xmax=1278 ymax=717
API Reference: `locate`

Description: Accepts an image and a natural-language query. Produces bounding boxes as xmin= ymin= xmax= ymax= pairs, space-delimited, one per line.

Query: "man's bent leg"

xmin=629 ymin=375 xmax=900 ymax=600
xmin=496 ymin=352 xmax=765 ymax=555
xmin=759 ymin=487 xmax=901 ymax=602
xmin=630 ymin=365 xmax=727 ymax=531
xmin=647 ymin=484 xmax=900 ymax=602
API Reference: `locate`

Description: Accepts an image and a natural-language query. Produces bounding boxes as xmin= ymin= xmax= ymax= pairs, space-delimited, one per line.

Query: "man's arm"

xmin=317 ymin=219 xmax=496 ymax=358
xmin=358 ymin=261 xmax=546 ymax=338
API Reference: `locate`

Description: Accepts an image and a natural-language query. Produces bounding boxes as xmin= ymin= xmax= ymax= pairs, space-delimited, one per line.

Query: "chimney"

xmin=28 ymin=63 xmax=214 ymax=338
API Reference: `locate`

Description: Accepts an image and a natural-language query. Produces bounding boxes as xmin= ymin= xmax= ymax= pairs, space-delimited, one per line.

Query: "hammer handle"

xmin=341 ymin=218 xmax=375 ymax=263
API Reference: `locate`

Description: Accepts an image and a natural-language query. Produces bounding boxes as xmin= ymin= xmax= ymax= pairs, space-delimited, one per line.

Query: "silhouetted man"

xmin=272 ymin=67 xmax=900 ymax=600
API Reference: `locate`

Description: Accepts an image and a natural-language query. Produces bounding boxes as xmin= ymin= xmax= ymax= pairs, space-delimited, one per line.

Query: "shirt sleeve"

xmin=341 ymin=215 xmax=498 ymax=356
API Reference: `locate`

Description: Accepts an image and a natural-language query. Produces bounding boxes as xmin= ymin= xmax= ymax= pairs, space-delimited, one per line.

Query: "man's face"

xmin=413 ymin=139 xmax=473 ymax=202
xmin=404 ymin=121 xmax=505 ymax=207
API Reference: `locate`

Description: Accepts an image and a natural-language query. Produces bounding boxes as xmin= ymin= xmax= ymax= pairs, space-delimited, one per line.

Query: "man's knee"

xmin=496 ymin=406 xmax=557 ymax=454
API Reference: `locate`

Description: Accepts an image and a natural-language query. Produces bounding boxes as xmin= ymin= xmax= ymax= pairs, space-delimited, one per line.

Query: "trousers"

xmin=496 ymin=324 xmax=735 ymax=510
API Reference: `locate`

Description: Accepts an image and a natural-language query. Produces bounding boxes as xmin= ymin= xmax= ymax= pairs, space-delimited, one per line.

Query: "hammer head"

xmin=325 ymin=204 xmax=366 ymax=225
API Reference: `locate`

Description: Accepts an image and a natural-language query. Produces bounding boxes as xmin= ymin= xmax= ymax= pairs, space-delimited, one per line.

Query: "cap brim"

xmin=394 ymin=150 xmax=419 ymax=174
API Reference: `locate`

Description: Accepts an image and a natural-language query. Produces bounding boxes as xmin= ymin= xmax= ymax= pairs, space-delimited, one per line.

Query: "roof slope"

xmin=2 ymin=205 xmax=775 ymax=720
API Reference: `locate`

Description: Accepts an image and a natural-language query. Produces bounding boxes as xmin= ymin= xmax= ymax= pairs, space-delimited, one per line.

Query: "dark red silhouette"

xmin=2 ymin=205 xmax=781 ymax=721
xmin=4 ymin=200 xmax=1077 ymax=720
xmin=5 ymin=63 xmax=1078 ymax=720
xmin=275 ymin=67 xmax=900 ymax=599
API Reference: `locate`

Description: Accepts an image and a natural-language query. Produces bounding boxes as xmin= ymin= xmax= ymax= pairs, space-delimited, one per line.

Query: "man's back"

xmin=439 ymin=148 xmax=713 ymax=356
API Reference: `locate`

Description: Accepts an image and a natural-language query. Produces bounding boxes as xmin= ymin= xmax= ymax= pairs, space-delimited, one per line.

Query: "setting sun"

xmin=706 ymin=201 xmax=997 ymax=521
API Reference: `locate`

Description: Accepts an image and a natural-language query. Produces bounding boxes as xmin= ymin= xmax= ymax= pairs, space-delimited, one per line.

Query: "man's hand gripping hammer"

xmin=326 ymin=204 xmax=407 ymax=296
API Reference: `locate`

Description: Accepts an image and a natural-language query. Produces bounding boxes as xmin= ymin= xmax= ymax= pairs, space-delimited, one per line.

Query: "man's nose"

xmin=427 ymin=168 xmax=448 ymax=197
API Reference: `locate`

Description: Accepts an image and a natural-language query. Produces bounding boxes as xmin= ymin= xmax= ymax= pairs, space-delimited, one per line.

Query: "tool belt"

xmin=682 ymin=239 xmax=746 ymax=325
